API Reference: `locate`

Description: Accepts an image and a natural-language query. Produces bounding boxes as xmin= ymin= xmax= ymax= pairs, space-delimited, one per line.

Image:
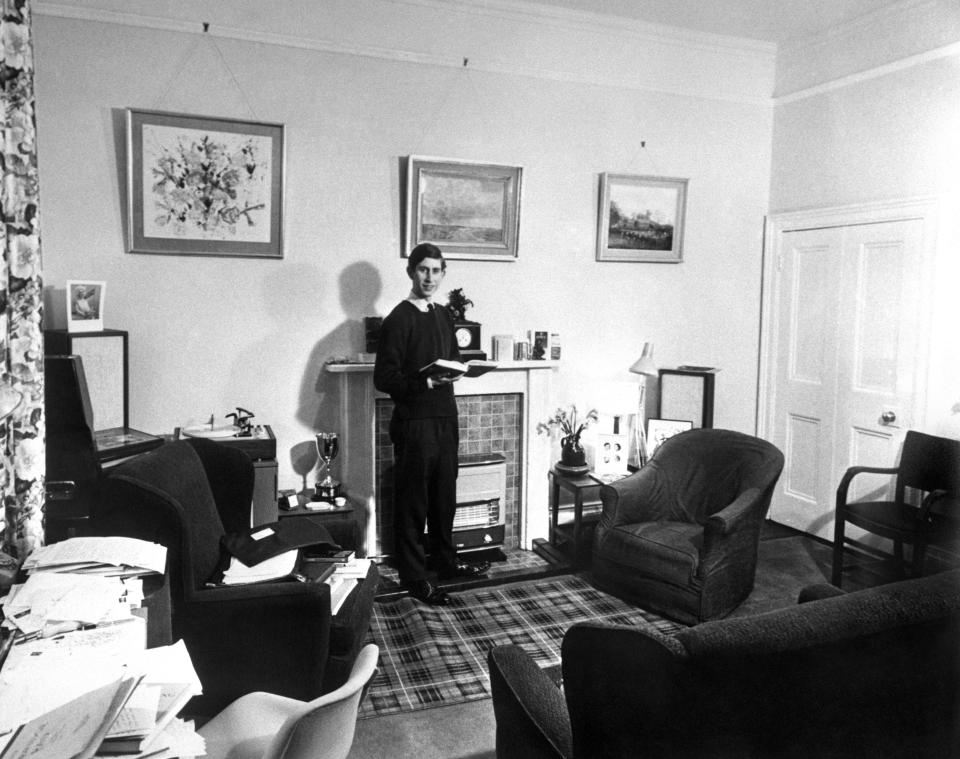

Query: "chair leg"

xmin=912 ymin=541 xmax=927 ymax=578
xmin=831 ymin=515 xmax=845 ymax=587
xmin=893 ymin=540 xmax=906 ymax=578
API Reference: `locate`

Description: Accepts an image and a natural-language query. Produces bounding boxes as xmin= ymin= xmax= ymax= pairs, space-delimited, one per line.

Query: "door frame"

xmin=757 ymin=196 xmax=941 ymax=446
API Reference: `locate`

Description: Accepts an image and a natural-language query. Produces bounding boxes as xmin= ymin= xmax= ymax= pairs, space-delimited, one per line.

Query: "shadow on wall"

xmin=292 ymin=261 xmax=383 ymax=490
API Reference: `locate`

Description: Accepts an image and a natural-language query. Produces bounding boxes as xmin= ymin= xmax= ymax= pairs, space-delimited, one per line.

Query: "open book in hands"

xmin=419 ymin=358 xmax=498 ymax=380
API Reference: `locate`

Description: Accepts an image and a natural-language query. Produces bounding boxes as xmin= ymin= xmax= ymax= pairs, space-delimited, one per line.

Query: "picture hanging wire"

xmin=151 ymin=21 xmax=261 ymax=122
xmin=410 ymin=54 xmax=478 ymax=155
xmin=632 ymin=137 xmax=663 ymax=176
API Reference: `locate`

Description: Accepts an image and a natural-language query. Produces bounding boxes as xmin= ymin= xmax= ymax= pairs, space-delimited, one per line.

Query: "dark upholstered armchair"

xmin=94 ymin=439 xmax=346 ymax=715
xmin=489 ymin=569 xmax=960 ymax=759
xmin=592 ymin=428 xmax=784 ymax=623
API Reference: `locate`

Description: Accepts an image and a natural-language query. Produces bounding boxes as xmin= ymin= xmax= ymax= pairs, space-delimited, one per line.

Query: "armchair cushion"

xmin=597 ymin=520 xmax=702 ymax=587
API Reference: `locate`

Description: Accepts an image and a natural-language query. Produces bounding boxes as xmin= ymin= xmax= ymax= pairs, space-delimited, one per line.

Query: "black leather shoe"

xmin=406 ymin=579 xmax=452 ymax=606
xmin=439 ymin=560 xmax=490 ymax=580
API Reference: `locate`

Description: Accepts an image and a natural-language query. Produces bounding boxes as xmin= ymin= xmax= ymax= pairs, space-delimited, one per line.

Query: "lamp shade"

xmin=629 ymin=343 xmax=657 ymax=377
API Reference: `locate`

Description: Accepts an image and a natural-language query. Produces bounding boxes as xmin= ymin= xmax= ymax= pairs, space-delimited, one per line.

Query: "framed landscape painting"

xmin=597 ymin=173 xmax=688 ymax=263
xmin=126 ymin=109 xmax=285 ymax=258
xmin=405 ymin=156 xmax=522 ymax=261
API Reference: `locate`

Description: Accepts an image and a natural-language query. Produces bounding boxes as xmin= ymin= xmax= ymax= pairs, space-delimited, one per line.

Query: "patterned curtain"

xmin=1 ymin=0 xmax=44 ymax=561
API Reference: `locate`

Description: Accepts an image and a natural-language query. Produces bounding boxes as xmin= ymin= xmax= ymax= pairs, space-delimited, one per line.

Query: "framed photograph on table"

xmin=405 ymin=156 xmax=522 ymax=261
xmin=596 ymin=173 xmax=688 ymax=263
xmin=646 ymin=418 xmax=693 ymax=457
xmin=126 ymin=108 xmax=285 ymax=258
xmin=66 ymin=280 xmax=106 ymax=332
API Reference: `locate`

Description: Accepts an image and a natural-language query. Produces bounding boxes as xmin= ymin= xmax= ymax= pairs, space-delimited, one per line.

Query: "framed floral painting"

xmin=126 ymin=109 xmax=285 ymax=258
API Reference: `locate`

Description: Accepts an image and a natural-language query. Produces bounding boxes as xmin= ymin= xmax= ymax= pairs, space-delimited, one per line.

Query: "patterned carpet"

xmin=359 ymin=573 xmax=683 ymax=719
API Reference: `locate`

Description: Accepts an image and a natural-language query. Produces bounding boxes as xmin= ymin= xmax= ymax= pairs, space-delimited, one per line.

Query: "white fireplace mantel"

xmin=325 ymin=360 xmax=558 ymax=555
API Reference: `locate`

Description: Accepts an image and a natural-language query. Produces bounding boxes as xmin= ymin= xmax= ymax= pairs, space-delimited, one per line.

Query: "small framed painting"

xmin=66 ymin=280 xmax=106 ymax=332
xmin=646 ymin=418 xmax=693 ymax=457
xmin=126 ymin=108 xmax=285 ymax=258
xmin=597 ymin=173 xmax=688 ymax=263
xmin=405 ymin=156 xmax=522 ymax=261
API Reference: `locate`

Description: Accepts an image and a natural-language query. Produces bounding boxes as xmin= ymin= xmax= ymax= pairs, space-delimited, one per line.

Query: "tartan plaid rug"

xmin=359 ymin=573 xmax=683 ymax=719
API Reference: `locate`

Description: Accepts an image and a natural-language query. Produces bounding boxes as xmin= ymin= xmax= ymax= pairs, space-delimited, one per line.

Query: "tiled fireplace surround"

xmin=375 ymin=393 xmax=522 ymax=555
xmin=325 ymin=362 xmax=556 ymax=558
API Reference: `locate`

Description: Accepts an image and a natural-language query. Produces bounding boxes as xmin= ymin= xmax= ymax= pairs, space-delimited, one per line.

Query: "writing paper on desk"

xmin=0 ymin=675 xmax=139 ymax=759
xmin=0 ymin=616 xmax=147 ymax=733
xmin=1 ymin=573 xmax=131 ymax=634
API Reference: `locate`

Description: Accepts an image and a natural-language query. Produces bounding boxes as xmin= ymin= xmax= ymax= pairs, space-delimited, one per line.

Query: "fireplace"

xmin=325 ymin=361 xmax=557 ymax=557
xmin=375 ymin=395 xmax=519 ymax=556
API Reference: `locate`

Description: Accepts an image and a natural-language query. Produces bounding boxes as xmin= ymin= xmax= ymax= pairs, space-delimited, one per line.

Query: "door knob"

xmin=881 ymin=410 xmax=897 ymax=424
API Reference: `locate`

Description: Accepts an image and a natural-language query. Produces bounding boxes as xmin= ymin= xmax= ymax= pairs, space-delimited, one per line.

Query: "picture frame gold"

xmin=126 ymin=108 xmax=285 ymax=258
xmin=597 ymin=173 xmax=688 ymax=263
xmin=405 ymin=156 xmax=522 ymax=261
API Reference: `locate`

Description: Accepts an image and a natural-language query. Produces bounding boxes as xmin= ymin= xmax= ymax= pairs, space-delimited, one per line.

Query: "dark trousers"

xmin=390 ymin=416 xmax=459 ymax=583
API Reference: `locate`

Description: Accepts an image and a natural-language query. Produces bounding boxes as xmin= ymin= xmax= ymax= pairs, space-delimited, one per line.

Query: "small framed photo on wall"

xmin=66 ymin=280 xmax=106 ymax=332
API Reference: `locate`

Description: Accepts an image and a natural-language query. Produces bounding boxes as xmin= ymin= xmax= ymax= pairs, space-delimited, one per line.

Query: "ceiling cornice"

xmin=33 ymin=0 xmax=776 ymax=105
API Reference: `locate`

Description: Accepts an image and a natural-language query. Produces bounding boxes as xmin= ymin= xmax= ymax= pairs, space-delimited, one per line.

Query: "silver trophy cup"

xmin=313 ymin=432 xmax=341 ymax=501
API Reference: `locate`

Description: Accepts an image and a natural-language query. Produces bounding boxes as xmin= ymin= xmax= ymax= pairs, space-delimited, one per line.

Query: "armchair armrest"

xmin=701 ymin=488 xmax=765 ymax=578
xmin=797 ymin=583 xmax=846 ymax=603
xmin=836 ymin=464 xmax=899 ymax=507
xmin=706 ymin=488 xmax=763 ymax=537
xmin=599 ymin=465 xmax=665 ymax=527
xmin=179 ymin=580 xmax=332 ymax=715
xmin=488 ymin=645 xmax=572 ymax=759
xmin=918 ymin=489 xmax=951 ymax=523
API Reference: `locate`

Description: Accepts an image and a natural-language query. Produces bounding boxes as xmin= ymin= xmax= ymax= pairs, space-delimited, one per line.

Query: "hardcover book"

xmin=419 ymin=358 xmax=498 ymax=380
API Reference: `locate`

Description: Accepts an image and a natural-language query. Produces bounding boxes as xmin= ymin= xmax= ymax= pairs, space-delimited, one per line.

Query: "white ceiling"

xmin=528 ymin=0 xmax=907 ymax=44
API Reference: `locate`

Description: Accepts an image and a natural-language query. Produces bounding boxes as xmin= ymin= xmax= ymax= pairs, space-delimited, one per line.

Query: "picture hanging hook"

xmin=463 ymin=57 xmax=469 ymax=67
xmin=203 ymin=22 xmax=210 ymax=33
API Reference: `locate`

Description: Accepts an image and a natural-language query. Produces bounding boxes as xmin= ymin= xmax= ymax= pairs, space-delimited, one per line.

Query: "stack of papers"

xmin=22 ymin=537 xmax=167 ymax=578
xmin=322 ymin=558 xmax=372 ymax=614
xmin=97 ymin=640 xmax=204 ymax=757
xmin=0 ymin=630 xmax=205 ymax=759
xmin=220 ymin=549 xmax=299 ymax=585
xmin=1 ymin=572 xmax=142 ymax=639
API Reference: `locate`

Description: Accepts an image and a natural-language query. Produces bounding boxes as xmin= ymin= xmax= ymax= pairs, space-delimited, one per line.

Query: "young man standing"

xmin=374 ymin=243 xmax=489 ymax=605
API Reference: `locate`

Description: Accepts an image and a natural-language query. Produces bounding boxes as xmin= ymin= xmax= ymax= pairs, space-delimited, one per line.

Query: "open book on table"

xmin=419 ymin=358 xmax=498 ymax=380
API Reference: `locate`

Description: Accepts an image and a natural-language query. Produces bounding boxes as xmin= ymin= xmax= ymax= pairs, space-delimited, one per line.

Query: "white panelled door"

xmin=761 ymin=202 xmax=934 ymax=542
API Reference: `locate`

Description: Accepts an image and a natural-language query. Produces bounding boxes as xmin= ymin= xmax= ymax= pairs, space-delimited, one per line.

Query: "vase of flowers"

xmin=537 ymin=405 xmax=598 ymax=474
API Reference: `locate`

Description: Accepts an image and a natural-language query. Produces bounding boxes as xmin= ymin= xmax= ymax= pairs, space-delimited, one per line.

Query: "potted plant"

xmin=537 ymin=405 xmax=599 ymax=473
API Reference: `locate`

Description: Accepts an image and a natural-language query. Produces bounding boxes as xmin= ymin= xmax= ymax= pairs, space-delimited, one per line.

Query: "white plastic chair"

xmin=198 ymin=644 xmax=379 ymax=759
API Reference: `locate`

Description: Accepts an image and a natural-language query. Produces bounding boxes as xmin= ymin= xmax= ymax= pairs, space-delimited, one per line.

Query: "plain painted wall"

xmin=33 ymin=9 xmax=774 ymax=497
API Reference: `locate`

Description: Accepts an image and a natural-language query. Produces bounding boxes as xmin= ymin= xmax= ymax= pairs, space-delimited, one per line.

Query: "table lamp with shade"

xmin=629 ymin=343 xmax=657 ymax=465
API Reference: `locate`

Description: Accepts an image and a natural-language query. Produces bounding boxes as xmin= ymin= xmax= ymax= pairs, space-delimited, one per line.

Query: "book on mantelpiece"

xmin=419 ymin=358 xmax=498 ymax=380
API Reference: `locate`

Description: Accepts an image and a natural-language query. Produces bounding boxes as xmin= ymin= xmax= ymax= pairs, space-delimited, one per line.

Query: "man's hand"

xmin=427 ymin=374 xmax=461 ymax=389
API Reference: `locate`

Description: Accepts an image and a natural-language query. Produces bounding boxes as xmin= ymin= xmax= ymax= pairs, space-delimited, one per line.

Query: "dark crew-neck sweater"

xmin=373 ymin=301 xmax=460 ymax=420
